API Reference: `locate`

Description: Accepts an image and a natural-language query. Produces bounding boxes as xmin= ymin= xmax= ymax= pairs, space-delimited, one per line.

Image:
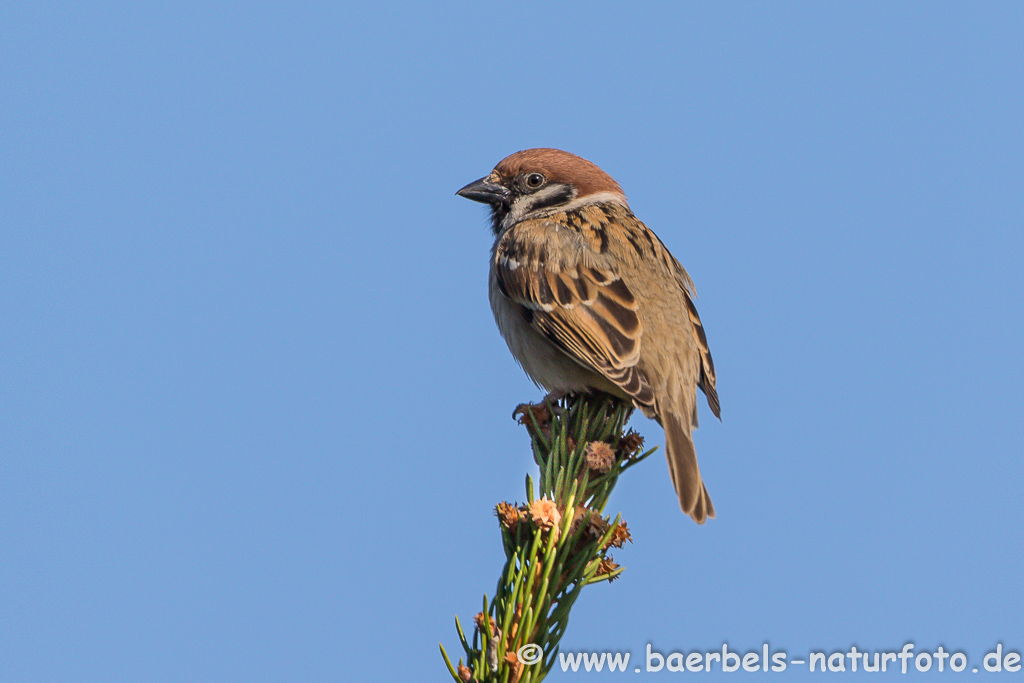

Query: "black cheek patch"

xmin=528 ymin=184 xmax=575 ymax=212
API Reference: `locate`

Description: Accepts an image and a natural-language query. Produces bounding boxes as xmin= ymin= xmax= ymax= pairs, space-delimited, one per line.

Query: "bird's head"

xmin=457 ymin=148 xmax=627 ymax=233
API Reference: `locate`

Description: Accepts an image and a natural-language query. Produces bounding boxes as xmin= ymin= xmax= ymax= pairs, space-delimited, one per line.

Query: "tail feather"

xmin=663 ymin=412 xmax=714 ymax=524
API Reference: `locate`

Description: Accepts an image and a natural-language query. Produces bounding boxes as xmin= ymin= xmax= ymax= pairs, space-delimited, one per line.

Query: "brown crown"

xmin=493 ymin=148 xmax=625 ymax=200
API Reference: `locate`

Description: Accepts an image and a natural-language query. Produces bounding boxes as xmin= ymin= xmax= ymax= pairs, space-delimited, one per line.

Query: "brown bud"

xmin=495 ymin=501 xmax=522 ymax=531
xmin=586 ymin=512 xmax=610 ymax=540
xmin=597 ymin=556 xmax=621 ymax=581
xmin=474 ymin=612 xmax=498 ymax=637
xmin=584 ymin=441 xmax=615 ymax=474
xmin=617 ymin=429 xmax=645 ymax=457
xmin=512 ymin=402 xmax=553 ymax=441
xmin=607 ymin=520 xmax=633 ymax=549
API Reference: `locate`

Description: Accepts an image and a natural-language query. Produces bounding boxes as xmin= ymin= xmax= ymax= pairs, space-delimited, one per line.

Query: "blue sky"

xmin=2 ymin=2 xmax=1021 ymax=681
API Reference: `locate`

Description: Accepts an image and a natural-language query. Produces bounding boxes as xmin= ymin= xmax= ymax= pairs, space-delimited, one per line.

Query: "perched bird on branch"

xmin=458 ymin=148 xmax=721 ymax=524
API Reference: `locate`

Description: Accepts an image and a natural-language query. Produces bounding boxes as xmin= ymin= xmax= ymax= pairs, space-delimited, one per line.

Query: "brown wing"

xmin=494 ymin=249 xmax=655 ymax=409
xmin=627 ymin=212 xmax=720 ymax=421
xmin=682 ymin=287 xmax=720 ymax=419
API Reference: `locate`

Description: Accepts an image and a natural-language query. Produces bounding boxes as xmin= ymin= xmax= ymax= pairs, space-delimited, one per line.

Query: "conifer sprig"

xmin=441 ymin=394 xmax=655 ymax=682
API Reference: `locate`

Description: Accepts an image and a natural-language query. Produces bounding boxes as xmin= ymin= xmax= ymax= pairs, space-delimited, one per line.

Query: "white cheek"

xmin=504 ymin=188 xmax=628 ymax=230
xmin=559 ymin=191 xmax=627 ymax=211
xmin=507 ymin=185 xmax=572 ymax=223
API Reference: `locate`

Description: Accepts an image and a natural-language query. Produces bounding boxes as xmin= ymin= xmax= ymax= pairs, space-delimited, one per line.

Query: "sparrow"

xmin=457 ymin=148 xmax=720 ymax=524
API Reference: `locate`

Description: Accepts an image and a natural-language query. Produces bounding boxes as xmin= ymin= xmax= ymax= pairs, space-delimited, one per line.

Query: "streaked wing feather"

xmin=682 ymin=288 xmax=720 ymax=419
xmin=495 ymin=254 xmax=653 ymax=408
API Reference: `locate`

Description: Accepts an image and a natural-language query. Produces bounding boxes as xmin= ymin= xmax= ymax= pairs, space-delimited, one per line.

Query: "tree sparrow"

xmin=457 ymin=148 xmax=720 ymax=524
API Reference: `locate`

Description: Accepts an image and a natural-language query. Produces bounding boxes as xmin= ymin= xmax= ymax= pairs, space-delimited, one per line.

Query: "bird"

xmin=457 ymin=148 xmax=721 ymax=524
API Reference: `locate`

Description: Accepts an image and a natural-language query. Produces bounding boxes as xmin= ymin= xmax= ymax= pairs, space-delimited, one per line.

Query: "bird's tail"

xmin=663 ymin=411 xmax=715 ymax=524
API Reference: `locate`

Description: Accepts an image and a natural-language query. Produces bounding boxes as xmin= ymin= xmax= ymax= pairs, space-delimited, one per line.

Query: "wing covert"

xmin=494 ymin=247 xmax=654 ymax=408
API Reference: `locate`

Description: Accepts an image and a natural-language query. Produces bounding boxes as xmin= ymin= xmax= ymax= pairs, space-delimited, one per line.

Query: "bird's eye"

xmin=525 ymin=173 xmax=545 ymax=189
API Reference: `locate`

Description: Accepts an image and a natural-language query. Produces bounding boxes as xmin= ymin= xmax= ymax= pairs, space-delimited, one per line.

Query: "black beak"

xmin=456 ymin=176 xmax=509 ymax=205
